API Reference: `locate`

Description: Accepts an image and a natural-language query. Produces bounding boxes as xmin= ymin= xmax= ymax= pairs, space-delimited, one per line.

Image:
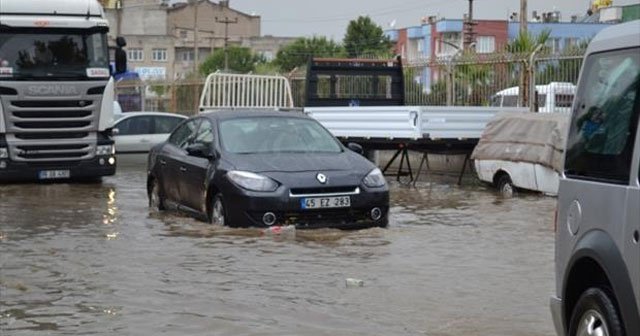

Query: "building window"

xmin=180 ymin=50 xmax=194 ymax=62
xmin=417 ymin=40 xmax=424 ymax=52
xmin=180 ymin=30 xmax=188 ymax=39
xmin=476 ymin=36 xmax=496 ymax=54
xmin=128 ymin=48 xmax=144 ymax=61
xmin=152 ymin=48 xmax=167 ymax=62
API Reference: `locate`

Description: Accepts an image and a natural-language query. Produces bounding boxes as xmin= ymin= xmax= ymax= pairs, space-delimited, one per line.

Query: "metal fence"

xmin=115 ymin=53 xmax=584 ymax=113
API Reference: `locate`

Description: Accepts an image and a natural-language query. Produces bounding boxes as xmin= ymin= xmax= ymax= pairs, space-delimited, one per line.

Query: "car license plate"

xmin=38 ymin=170 xmax=70 ymax=180
xmin=301 ymin=196 xmax=351 ymax=209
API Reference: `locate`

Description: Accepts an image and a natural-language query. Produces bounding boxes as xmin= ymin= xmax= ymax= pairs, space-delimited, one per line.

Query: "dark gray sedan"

xmin=146 ymin=110 xmax=389 ymax=229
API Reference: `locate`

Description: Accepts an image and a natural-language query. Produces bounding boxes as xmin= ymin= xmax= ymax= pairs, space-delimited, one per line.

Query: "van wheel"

xmin=209 ymin=194 xmax=226 ymax=226
xmin=149 ymin=178 xmax=166 ymax=210
xmin=496 ymin=174 xmax=515 ymax=197
xmin=568 ymin=287 xmax=623 ymax=336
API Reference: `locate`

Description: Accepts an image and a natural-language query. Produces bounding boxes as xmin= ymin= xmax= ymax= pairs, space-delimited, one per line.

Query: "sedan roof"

xmin=201 ymin=110 xmax=308 ymax=121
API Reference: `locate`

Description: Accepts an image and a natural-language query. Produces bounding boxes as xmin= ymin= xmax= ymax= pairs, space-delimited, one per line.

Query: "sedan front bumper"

xmin=222 ymin=184 xmax=389 ymax=229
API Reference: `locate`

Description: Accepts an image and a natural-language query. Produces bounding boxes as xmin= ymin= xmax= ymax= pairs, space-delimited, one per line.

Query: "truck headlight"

xmin=0 ymin=147 xmax=8 ymax=159
xmin=227 ymin=171 xmax=279 ymax=192
xmin=363 ymin=168 xmax=386 ymax=188
xmin=96 ymin=145 xmax=115 ymax=156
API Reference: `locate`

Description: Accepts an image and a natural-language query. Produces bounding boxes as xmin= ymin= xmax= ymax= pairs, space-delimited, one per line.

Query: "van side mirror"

xmin=347 ymin=142 xmax=364 ymax=155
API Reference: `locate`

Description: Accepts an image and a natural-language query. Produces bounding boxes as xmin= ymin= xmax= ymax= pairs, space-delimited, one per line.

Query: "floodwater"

xmin=0 ymin=167 xmax=556 ymax=336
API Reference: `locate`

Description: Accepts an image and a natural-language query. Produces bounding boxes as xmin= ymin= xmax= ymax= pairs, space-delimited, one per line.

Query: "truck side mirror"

xmin=115 ymin=48 xmax=127 ymax=74
xmin=116 ymin=36 xmax=127 ymax=48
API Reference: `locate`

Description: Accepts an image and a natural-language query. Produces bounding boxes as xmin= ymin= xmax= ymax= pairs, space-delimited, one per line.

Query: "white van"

xmin=490 ymin=82 xmax=576 ymax=113
xmin=551 ymin=20 xmax=639 ymax=336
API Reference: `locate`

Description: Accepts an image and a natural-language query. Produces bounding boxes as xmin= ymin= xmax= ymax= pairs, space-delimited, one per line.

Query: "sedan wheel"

xmin=569 ymin=288 xmax=623 ymax=336
xmin=149 ymin=179 xmax=165 ymax=210
xmin=210 ymin=194 xmax=225 ymax=226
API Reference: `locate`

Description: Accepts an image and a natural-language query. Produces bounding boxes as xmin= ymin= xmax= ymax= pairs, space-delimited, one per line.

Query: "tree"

xmin=506 ymin=30 xmax=551 ymax=107
xmin=343 ymin=16 xmax=393 ymax=58
xmin=273 ymin=37 xmax=344 ymax=72
xmin=199 ymin=46 xmax=262 ymax=75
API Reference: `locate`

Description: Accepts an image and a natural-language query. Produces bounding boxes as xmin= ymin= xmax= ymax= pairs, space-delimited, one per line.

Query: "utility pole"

xmin=215 ymin=16 xmax=238 ymax=71
xmin=463 ymin=0 xmax=476 ymax=51
xmin=116 ymin=0 xmax=123 ymax=37
xmin=192 ymin=0 xmax=199 ymax=75
xmin=520 ymin=0 xmax=528 ymax=34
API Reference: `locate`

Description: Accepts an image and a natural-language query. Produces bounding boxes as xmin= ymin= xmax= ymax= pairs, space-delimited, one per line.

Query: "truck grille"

xmin=1 ymin=81 xmax=106 ymax=163
xmin=14 ymin=143 xmax=93 ymax=161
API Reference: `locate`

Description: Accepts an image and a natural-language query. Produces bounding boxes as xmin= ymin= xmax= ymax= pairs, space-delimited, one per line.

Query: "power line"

xmin=262 ymin=0 xmax=451 ymax=23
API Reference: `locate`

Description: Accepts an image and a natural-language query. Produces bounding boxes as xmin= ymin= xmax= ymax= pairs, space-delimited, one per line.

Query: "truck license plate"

xmin=39 ymin=170 xmax=70 ymax=180
xmin=301 ymin=196 xmax=351 ymax=209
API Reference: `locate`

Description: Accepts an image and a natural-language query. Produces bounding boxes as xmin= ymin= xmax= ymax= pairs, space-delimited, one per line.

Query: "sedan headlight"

xmin=0 ymin=147 xmax=7 ymax=159
xmin=96 ymin=145 xmax=115 ymax=156
xmin=227 ymin=170 xmax=279 ymax=192
xmin=363 ymin=168 xmax=386 ymax=188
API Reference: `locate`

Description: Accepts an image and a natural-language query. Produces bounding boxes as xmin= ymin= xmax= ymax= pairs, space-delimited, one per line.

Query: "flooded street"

xmin=0 ymin=167 xmax=556 ymax=336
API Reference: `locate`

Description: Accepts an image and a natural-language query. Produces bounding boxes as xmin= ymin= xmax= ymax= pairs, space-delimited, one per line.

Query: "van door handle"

xmin=179 ymin=166 xmax=187 ymax=172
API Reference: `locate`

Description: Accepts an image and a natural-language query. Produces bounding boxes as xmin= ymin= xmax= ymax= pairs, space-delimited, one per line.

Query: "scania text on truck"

xmin=0 ymin=0 xmax=127 ymax=181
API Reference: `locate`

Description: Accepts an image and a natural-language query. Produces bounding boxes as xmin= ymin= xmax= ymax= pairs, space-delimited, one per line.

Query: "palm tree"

xmin=506 ymin=30 xmax=551 ymax=108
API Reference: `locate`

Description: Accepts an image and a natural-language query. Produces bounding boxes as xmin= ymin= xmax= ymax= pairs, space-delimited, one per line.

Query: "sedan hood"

xmin=226 ymin=151 xmax=373 ymax=174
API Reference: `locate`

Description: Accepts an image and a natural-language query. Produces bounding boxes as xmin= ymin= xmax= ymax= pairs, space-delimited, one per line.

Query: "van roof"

xmin=494 ymin=82 xmax=576 ymax=96
xmin=587 ymin=20 xmax=640 ymax=55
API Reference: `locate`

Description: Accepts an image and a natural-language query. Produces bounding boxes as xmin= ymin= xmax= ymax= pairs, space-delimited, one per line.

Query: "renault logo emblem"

xmin=316 ymin=173 xmax=327 ymax=184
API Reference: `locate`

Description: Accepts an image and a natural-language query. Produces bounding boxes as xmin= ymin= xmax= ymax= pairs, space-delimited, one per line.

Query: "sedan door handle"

xmin=179 ymin=166 xmax=187 ymax=172
xmin=140 ymin=139 xmax=150 ymax=143
xmin=159 ymin=159 xmax=166 ymax=165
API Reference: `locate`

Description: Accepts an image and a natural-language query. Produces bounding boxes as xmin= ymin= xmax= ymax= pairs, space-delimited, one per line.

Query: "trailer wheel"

xmin=496 ymin=174 xmax=515 ymax=197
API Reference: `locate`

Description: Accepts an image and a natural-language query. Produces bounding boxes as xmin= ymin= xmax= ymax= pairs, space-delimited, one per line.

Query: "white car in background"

xmin=113 ymin=112 xmax=187 ymax=165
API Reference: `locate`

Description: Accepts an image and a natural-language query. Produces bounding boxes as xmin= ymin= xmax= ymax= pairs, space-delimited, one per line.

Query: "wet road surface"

xmin=0 ymin=167 xmax=556 ymax=336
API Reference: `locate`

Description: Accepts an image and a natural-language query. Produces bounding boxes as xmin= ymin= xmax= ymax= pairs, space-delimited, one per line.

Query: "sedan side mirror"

xmin=112 ymin=128 xmax=120 ymax=136
xmin=186 ymin=143 xmax=213 ymax=159
xmin=347 ymin=142 xmax=364 ymax=155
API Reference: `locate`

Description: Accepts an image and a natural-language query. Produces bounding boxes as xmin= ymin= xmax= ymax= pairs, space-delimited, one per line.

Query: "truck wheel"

xmin=568 ymin=287 xmax=623 ymax=336
xmin=209 ymin=194 xmax=226 ymax=226
xmin=496 ymin=174 xmax=515 ymax=197
xmin=149 ymin=179 xmax=166 ymax=210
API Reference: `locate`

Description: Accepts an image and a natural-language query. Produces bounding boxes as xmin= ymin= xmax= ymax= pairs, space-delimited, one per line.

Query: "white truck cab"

xmin=0 ymin=0 xmax=125 ymax=181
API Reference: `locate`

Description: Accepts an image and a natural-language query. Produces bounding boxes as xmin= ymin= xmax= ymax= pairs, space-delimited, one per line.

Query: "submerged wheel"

xmin=496 ymin=174 xmax=515 ymax=197
xmin=149 ymin=178 xmax=166 ymax=210
xmin=209 ymin=194 xmax=226 ymax=226
xmin=569 ymin=288 xmax=623 ymax=336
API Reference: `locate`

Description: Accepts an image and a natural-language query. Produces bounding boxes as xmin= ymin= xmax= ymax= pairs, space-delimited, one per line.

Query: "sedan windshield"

xmin=0 ymin=29 xmax=109 ymax=79
xmin=220 ymin=117 xmax=342 ymax=154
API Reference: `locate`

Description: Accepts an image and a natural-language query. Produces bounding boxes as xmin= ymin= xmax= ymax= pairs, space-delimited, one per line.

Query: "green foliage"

xmin=199 ymin=46 xmax=262 ymax=75
xmin=343 ymin=16 xmax=393 ymax=58
xmin=273 ymin=37 xmax=344 ymax=72
xmin=506 ymin=29 xmax=551 ymax=54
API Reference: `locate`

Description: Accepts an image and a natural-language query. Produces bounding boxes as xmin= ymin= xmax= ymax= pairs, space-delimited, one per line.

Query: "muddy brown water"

xmin=0 ymin=167 xmax=556 ymax=336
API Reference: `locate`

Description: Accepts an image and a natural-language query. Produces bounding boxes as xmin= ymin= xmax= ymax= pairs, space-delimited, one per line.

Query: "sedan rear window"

xmin=220 ymin=117 xmax=342 ymax=154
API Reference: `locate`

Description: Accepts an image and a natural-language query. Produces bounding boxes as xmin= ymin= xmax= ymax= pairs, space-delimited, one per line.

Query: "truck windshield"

xmin=0 ymin=29 xmax=109 ymax=80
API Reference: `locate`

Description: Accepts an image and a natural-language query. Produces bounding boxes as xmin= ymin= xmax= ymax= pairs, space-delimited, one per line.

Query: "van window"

xmin=555 ymin=94 xmax=574 ymax=108
xmin=503 ymin=95 xmax=519 ymax=107
xmin=565 ymin=47 xmax=640 ymax=183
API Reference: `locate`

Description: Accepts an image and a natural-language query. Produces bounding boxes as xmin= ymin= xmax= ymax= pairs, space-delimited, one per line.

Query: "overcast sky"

xmin=224 ymin=0 xmax=639 ymax=39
